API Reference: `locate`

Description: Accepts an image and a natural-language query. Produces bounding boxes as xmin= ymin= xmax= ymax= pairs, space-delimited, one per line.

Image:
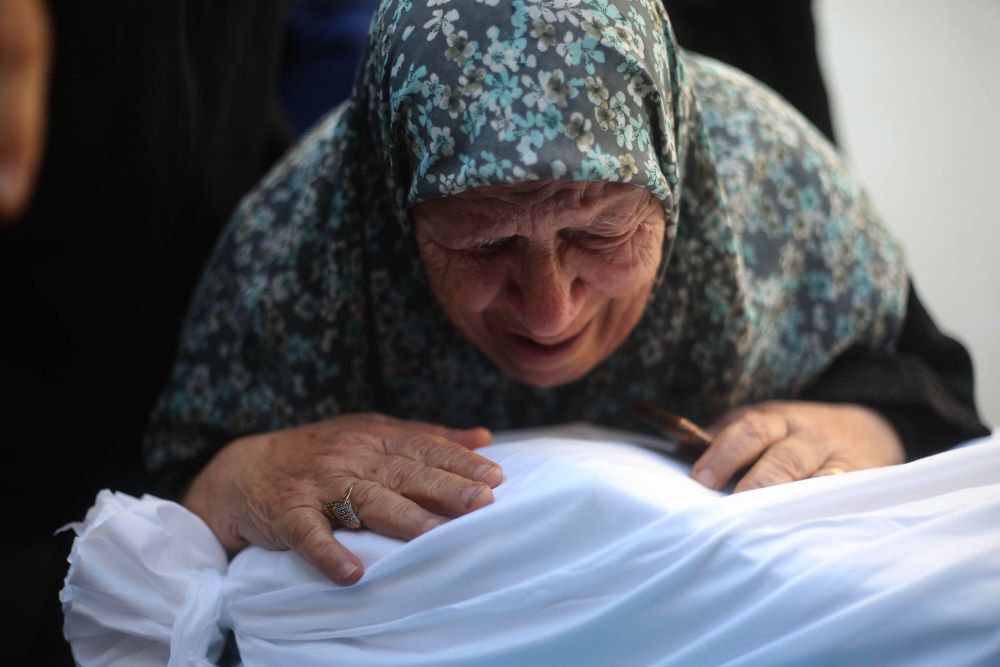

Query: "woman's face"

xmin=412 ymin=180 xmax=666 ymax=388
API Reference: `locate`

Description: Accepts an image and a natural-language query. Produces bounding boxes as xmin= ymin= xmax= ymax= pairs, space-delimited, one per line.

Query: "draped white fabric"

xmin=62 ymin=427 xmax=1000 ymax=666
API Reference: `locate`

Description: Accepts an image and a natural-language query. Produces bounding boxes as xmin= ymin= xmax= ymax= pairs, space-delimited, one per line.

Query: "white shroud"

xmin=61 ymin=427 xmax=1000 ymax=666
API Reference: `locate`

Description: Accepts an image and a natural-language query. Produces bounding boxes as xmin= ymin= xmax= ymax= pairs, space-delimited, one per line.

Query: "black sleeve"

xmin=801 ymin=280 xmax=990 ymax=460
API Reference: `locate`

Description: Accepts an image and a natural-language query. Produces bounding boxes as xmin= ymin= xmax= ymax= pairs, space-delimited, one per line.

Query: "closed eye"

xmin=468 ymin=236 xmax=516 ymax=253
xmin=561 ymin=228 xmax=634 ymax=250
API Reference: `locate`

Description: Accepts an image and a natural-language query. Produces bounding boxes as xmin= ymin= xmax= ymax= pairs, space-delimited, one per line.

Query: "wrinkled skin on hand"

xmin=0 ymin=0 xmax=49 ymax=221
xmin=182 ymin=413 xmax=502 ymax=585
xmin=692 ymin=401 xmax=904 ymax=492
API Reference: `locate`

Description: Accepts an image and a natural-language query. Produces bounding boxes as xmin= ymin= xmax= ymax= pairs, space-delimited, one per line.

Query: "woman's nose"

xmin=510 ymin=251 xmax=583 ymax=338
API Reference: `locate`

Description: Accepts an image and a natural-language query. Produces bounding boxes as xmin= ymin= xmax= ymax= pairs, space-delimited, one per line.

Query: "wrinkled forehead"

xmin=410 ymin=179 xmax=665 ymax=235
xmin=370 ymin=0 xmax=681 ymax=211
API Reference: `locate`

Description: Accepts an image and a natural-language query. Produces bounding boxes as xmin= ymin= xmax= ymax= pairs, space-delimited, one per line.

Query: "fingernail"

xmin=473 ymin=464 xmax=499 ymax=483
xmin=422 ymin=516 xmax=446 ymax=533
xmin=693 ymin=468 xmax=717 ymax=489
xmin=338 ymin=561 xmax=359 ymax=582
xmin=461 ymin=484 xmax=486 ymax=508
xmin=0 ymin=160 xmax=24 ymax=208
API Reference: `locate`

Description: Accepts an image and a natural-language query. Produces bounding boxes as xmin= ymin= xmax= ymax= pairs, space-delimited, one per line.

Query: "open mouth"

xmin=504 ymin=325 xmax=588 ymax=367
xmin=512 ymin=333 xmax=580 ymax=353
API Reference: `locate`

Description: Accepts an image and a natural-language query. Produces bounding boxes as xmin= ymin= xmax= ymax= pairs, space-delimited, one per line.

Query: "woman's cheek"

xmin=576 ymin=236 xmax=662 ymax=297
xmin=425 ymin=249 xmax=506 ymax=312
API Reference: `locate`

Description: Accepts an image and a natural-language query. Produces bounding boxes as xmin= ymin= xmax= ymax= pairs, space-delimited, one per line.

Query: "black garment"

xmin=0 ymin=2 xmax=289 ymax=664
xmin=664 ymin=0 xmax=837 ymax=144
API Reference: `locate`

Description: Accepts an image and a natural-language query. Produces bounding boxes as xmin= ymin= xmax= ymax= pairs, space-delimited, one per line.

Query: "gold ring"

xmin=813 ymin=466 xmax=846 ymax=477
xmin=323 ymin=484 xmax=361 ymax=529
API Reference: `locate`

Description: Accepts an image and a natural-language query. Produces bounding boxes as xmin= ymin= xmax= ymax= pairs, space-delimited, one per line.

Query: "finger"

xmin=276 ymin=505 xmax=364 ymax=585
xmin=376 ymin=455 xmax=494 ymax=515
xmin=691 ymin=408 xmax=789 ymax=490
xmin=385 ymin=431 xmax=503 ymax=487
xmin=349 ymin=480 xmax=449 ymax=541
xmin=733 ymin=435 xmax=827 ymax=492
xmin=0 ymin=0 xmax=50 ymax=220
xmin=442 ymin=426 xmax=493 ymax=449
xmin=364 ymin=413 xmax=493 ymax=449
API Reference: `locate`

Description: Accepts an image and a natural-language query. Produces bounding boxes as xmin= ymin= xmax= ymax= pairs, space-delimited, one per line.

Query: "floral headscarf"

xmin=145 ymin=0 xmax=907 ymax=469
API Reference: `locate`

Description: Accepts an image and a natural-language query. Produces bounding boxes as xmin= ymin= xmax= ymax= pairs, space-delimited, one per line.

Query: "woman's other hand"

xmin=0 ymin=0 xmax=49 ymax=221
xmin=691 ymin=402 xmax=904 ymax=492
xmin=182 ymin=414 xmax=501 ymax=585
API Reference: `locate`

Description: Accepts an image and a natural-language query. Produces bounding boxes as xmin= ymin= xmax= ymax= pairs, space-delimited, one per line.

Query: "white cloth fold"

xmin=62 ymin=428 xmax=1000 ymax=666
xmin=60 ymin=491 xmax=229 ymax=667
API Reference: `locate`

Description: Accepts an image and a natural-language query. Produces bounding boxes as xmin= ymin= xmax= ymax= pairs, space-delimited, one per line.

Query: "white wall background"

xmin=815 ymin=0 xmax=1000 ymax=426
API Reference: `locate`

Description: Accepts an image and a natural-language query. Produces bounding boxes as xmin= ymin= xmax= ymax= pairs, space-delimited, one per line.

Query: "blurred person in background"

xmin=1 ymin=1 xmax=289 ymax=663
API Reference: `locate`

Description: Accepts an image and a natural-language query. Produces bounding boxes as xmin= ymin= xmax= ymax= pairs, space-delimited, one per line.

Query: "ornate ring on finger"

xmin=323 ymin=484 xmax=362 ymax=530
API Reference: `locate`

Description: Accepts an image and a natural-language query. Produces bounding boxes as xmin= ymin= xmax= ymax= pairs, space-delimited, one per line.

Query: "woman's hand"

xmin=182 ymin=413 xmax=502 ymax=585
xmin=691 ymin=401 xmax=904 ymax=492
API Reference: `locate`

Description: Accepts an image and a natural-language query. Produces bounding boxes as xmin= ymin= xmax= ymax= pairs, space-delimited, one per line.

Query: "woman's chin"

xmin=507 ymin=365 xmax=591 ymax=389
xmin=496 ymin=352 xmax=598 ymax=388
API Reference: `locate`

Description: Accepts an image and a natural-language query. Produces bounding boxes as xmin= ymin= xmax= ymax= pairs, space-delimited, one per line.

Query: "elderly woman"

xmin=145 ymin=0 xmax=987 ymax=587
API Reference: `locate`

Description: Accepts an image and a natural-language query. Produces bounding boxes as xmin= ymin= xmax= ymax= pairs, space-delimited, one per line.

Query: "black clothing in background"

xmin=664 ymin=0 xmax=837 ymax=144
xmin=0 ymin=2 xmax=290 ymax=664
xmin=2 ymin=0 xmax=290 ymax=541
